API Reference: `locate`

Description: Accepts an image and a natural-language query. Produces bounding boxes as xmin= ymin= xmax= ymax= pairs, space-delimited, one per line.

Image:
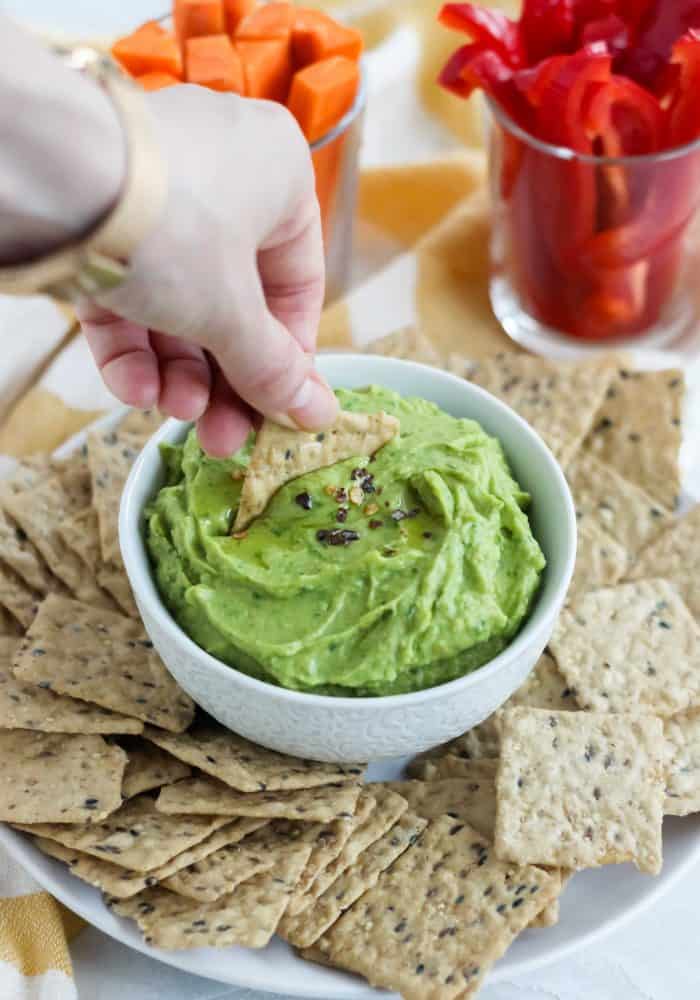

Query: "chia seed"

xmin=317 ymin=529 xmax=360 ymax=547
xmin=336 ymin=507 xmax=348 ymax=523
xmin=294 ymin=492 xmax=313 ymax=510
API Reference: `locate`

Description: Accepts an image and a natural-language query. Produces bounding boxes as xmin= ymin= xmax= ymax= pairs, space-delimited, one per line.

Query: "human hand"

xmin=79 ymin=85 xmax=338 ymax=457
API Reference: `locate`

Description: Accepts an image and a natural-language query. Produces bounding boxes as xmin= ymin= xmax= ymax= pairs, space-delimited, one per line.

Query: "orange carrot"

xmin=173 ymin=0 xmax=225 ymax=44
xmin=235 ymin=2 xmax=295 ymax=42
xmin=185 ymin=34 xmax=245 ymax=92
xmin=287 ymin=56 xmax=359 ymax=144
xmin=136 ymin=71 xmax=181 ymax=91
xmin=292 ymin=9 xmax=363 ymax=68
xmin=112 ymin=22 xmax=183 ymax=79
xmin=237 ymin=38 xmax=292 ymax=101
xmin=223 ymin=0 xmax=256 ymax=34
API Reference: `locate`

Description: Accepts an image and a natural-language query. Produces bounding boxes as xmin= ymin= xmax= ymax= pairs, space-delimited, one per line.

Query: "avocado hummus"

xmin=146 ymin=387 xmax=545 ymax=696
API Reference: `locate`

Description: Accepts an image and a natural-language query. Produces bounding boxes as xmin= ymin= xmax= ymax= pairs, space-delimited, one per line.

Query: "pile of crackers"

xmin=0 ymin=342 xmax=698 ymax=1000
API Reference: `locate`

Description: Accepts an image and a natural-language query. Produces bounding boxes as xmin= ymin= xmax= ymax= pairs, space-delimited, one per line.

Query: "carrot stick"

xmin=235 ymin=2 xmax=295 ymax=42
xmin=136 ymin=72 xmax=181 ymax=91
xmin=112 ymin=22 xmax=183 ymax=79
xmin=173 ymin=0 xmax=225 ymax=44
xmin=185 ymin=34 xmax=245 ymax=92
xmin=237 ymin=38 xmax=292 ymax=101
xmin=287 ymin=56 xmax=360 ymax=144
xmin=223 ymin=0 xmax=256 ymax=34
xmin=292 ymin=9 xmax=363 ymax=68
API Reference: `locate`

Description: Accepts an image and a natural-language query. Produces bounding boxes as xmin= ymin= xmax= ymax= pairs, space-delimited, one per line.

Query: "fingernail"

xmin=288 ymin=377 xmax=339 ymax=429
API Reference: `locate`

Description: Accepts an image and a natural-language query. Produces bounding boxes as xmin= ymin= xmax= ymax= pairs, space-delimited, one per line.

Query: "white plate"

xmin=3 ymin=347 xmax=700 ymax=998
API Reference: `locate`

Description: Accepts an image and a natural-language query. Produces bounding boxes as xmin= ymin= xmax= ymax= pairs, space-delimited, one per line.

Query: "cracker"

xmin=87 ymin=429 xmax=144 ymax=564
xmin=142 ymin=818 xmax=268 ymax=883
xmin=628 ymin=504 xmax=700 ymax=621
xmin=97 ymin=563 xmax=139 ymax=618
xmin=495 ymin=708 xmax=665 ymax=874
xmin=155 ymin=776 xmax=361 ymax=823
xmin=409 ymin=755 xmax=499 ymax=782
xmin=13 ymin=595 xmax=195 ymax=732
xmin=52 ymin=449 xmax=92 ymax=509
xmin=34 ymin=837 xmax=157 ymax=899
xmin=664 ymin=711 xmax=700 ymax=816
xmin=109 ymin=837 xmax=313 ymax=949
xmin=0 ymin=509 xmax=54 ymax=595
xmin=118 ymin=408 xmax=164 ymax=443
xmin=363 ymin=327 xmax=442 ymax=367
xmin=279 ymin=811 xmax=427 ymax=948
xmin=314 ymin=817 xmax=559 ymax=1000
xmin=0 ymin=607 xmax=21 ymax=636
xmin=583 ymin=368 xmax=684 ymax=510
xmin=234 ymin=409 xmax=400 ymax=531
xmin=0 ymin=661 xmax=143 ymax=735
xmin=121 ymin=740 xmax=191 ymax=799
xmin=567 ymin=452 xmax=672 ymax=559
xmin=551 ymin=579 xmax=700 ymax=717
xmin=567 ymin=519 xmax=628 ymax=605
xmin=469 ymin=352 xmax=618 ymax=468
xmin=0 ymin=563 xmax=39 ymax=627
xmin=0 ymin=731 xmax=126 ymax=823
xmin=59 ymin=508 xmax=102 ymax=573
xmin=16 ymin=795 xmax=233 ymax=872
xmin=144 ymin=723 xmax=364 ymax=792
xmin=385 ymin=775 xmax=497 ymax=839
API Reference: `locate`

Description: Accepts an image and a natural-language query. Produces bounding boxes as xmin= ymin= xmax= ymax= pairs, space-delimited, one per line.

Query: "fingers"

xmin=149 ymin=331 xmax=211 ymax=422
xmin=197 ymin=369 xmax=253 ymax=458
xmin=78 ymin=304 xmax=160 ymax=410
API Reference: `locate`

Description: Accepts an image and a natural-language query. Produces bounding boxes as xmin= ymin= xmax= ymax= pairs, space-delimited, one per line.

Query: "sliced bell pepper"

xmin=438 ymin=4 xmax=525 ymax=67
xmin=534 ymin=49 xmax=612 ymax=151
xmin=666 ymin=30 xmax=700 ymax=146
xmin=619 ymin=0 xmax=700 ymax=90
xmin=520 ymin=0 xmax=576 ymax=65
xmin=438 ymin=43 xmax=525 ymax=123
xmin=580 ymin=14 xmax=629 ymax=57
xmin=514 ymin=54 xmax=568 ymax=108
xmin=583 ymin=76 xmax=664 ymax=154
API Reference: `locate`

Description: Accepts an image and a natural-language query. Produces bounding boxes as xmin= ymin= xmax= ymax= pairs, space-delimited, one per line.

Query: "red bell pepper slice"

xmin=438 ymin=4 xmax=525 ymax=67
xmin=520 ymin=0 xmax=576 ymax=65
xmin=438 ymin=43 xmax=525 ymax=122
xmin=514 ymin=54 xmax=568 ymax=108
xmin=534 ymin=49 xmax=612 ymax=151
xmin=619 ymin=0 xmax=700 ymax=90
xmin=583 ymin=76 xmax=664 ymax=155
xmin=666 ymin=30 xmax=700 ymax=146
xmin=580 ymin=14 xmax=629 ymax=57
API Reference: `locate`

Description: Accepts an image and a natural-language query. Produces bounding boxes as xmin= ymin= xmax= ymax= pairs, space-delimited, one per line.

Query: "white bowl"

xmin=120 ymin=354 xmax=576 ymax=762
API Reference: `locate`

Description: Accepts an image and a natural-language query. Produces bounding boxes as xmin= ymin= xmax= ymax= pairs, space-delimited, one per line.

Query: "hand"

xmin=79 ymin=85 xmax=338 ymax=456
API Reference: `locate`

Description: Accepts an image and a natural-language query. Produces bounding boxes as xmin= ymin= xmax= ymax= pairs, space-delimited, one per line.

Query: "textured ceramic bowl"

xmin=120 ymin=354 xmax=576 ymax=762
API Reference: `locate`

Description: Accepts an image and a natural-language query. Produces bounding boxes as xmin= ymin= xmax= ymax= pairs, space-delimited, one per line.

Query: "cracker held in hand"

xmin=628 ymin=504 xmax=700 ymax=621
xmin=664 ymin=712 xmax=700 ymax=817
xmin=312 ymin=816 xmax=559 ymax=1000
xmin=121 ymin=740 xmax=191 ymax=799
xmin=156 ymin=776 xmax=361 ymax=823
xmin=144 ymin=723 xmax=363 ymax=792
xmin=0 ymin=731 xmax=126 ymax=824
xmin=13 ymin=595 xmax=195 ymax=732
xmin=233 ymin=409 xmax=399 ymax=532
xmin=551 ymin=579 xmax=700 ymax=717
xmin=495 ymin=708 xmax=665 ymax=874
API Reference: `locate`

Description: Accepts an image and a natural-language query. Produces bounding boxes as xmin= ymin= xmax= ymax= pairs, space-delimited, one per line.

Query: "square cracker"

xmin=121 ymin=740 xmax=191 ymax=799
xmin=279 ymin=811 xmax=427 ymax=948
xmin=16 ymin=794 xmax=233 ymax=872
xmin=155 ymin=776 xmax=361 ymax=823
xmin=0 ymin=509 xmax=55 ymax=595
xmin=495 ymin=708 xmax=665 ymax=874
xmin=567 ymin=452 xmax=672 ymax=559
xmin=0 ymin=731 xmax=126 ymax=824
xmin=234 ymin=409 xmax=399 ymax=531
xmin=144 ymin=723 xmax=364 ymax=792
xmin=109 ymin=837 xmax=313 ymax=950
xmin=385 ymin=775 xmax=497 ymax=839
xmin=0 ymin=661 xmax=143 ymax=735
xmin=664 ymin=712 xmax=700 ymax=817
xmin=87 ymin=429 xmax=144 ymax=564
xmin=13 ymin=595 xmax=195 ymax=732
xmin=363 ymin=327 xmax=442 ymax=367
xmin=551 ymin=579 xmax=700 ymax=717
xmin=566 ymin=519 xmax=628 ymax=605
xmin=582 ymin=368 xmax=684 ymax=510
xmin=468 ymin=352 xmax=618 ymax=468
xmin=628 ymin=504 xmax=700 ymax=622
xmin=313 ymin=816 xmax=559 ymax=1000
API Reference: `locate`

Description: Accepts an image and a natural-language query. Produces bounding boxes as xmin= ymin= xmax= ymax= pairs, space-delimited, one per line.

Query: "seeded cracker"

xmin=156 ymin=776 xmax=361 ymax=823
xmin=312 ymin=816 xmax=559 ymax=1000
xmin=567 ymin=519 xmax=628 ymax=604
xmin=0 ymin=606 xmax=21 ymax=636
xmin=15 ymin=795 xmax=233 ymax=872
xmin=628 ymin=504 xmax=700 ymax=622
xmin=233 ymin=410 xmax=399 ymax=531
xmin=97 ymin=564 xmax=139 ymax=618
xmin=468 ymin=352 xmax=618 ymax=468
xmin=550 ymin=579 xmax=700 ymax=717
xmin=13 ymin=595 xmax=195 ymax=732
xmin=0 ymin=508 xmax=55 ymax=595
xmin=87 ymin=429 xmax=144 ymax=564
xmin=143 ymin=723 xmax=364 ymax=792
xmin=120 ymin=740 xmax=191 ymax=799
xmin=495 ymin=708 xmax=665 ymax=874
xmin=385 ymin=775 xmax=497 ymax=839
xmin=109 ymin=837 xmax=313 ymax=949
xmin=664 ymin=712 xmax=700 ymax=816
xmin=410 ymin=756 xmax=499 ymax=783
xmin=0 ymin=563 xmax=39 ymax=628
xmin=582 ymin=368 xmax=684 ymax=510
xmin=0 ymin=731 xmax=126 ymax=823
xmin=117 ymin=408 xmax=164 ymax=443
xmin=279 ymin=811 xmax=427 ymax=948
xmin=363 ymin=327 xmax=442 ymax=366
xmin=59 ymin=507 xmax=102 ymax=574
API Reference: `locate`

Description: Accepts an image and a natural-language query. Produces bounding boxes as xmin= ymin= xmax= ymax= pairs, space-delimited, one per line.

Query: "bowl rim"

xmin=119 ymin=354 xmax=577 ymax=708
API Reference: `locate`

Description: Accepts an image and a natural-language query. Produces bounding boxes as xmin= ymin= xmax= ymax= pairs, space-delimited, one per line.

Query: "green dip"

xmin=146 ymin=386 xmax=545 ymax=696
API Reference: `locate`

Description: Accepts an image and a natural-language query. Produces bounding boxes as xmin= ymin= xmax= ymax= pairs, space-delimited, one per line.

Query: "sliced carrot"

xmin=185 ymin=34 xmax=245 ymax=92
xmin=173 ymin=0 xmax=225 ymax=44
xmin=287 ymin=56 xmax=359 ymax=144
xmin=235 ymin=2 xmax=295 ymax=42
xmin=292 ymin=9 xmax=363 ymax=68
xmin=112 ymin=22 xmax=183 ymax=79
xmin=136 ymin=71 xmax=181 ymax=91
xmin=223 ymin=0 xmax=256 ymax=34
xmin=237 ymin=38 xmax=292 ymax=101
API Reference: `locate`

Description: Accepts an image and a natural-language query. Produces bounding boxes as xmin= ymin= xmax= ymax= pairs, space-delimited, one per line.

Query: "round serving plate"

xmin=2 ymin=345 xmax=700 ymax=997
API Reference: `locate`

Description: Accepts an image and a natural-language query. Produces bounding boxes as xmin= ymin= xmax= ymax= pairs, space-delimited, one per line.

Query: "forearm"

xmin=0 ymin=17 xmax=126 ymax=264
